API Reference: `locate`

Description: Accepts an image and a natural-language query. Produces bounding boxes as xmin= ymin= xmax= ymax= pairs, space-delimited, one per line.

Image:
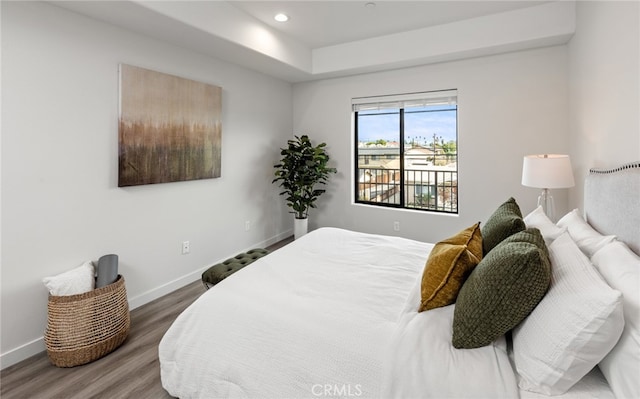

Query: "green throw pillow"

xmin=502 ymin=227 xmax=550 ymax=259
xmin=481 ymin=197 xmax=525 ymax=255
xmin=452 ymin=231 xmax=551 ymax=349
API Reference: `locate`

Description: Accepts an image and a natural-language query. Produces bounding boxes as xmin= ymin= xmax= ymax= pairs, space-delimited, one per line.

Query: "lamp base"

xmin=537 ymin=188 xmax=555 ymax=222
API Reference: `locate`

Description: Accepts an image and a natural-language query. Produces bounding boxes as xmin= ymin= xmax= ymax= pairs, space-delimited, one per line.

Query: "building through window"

xmin=353 ymin=90 xmax=458 ymax=213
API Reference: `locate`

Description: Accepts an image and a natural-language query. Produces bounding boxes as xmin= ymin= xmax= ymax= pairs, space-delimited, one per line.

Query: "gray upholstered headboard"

xmin=584 ymin=162 xmax=640 ymax=255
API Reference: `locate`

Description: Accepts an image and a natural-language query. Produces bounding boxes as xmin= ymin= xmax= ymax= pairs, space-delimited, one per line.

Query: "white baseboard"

xmin=127 ymin=265 xmax=205 ymax=310
xmin=0 ymin=338 xmax=46 ymax=370
xmin=0 ymin=230 xmax=293 ymax=370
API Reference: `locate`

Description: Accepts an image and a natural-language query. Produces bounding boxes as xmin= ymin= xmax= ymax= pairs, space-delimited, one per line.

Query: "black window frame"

xmin=353 ymin=91 xmax=458 ymax=214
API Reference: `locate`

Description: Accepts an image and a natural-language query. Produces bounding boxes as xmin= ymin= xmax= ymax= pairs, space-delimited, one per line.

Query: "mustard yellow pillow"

xmin=419 ymin=223 xmax=483 ymax=312
xmin=440 ymin=221 xmax=483 ymax=261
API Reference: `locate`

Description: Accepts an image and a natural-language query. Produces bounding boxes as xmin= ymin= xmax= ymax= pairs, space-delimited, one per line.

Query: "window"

xmin=353 ymin=90 xmax=457 ymax=213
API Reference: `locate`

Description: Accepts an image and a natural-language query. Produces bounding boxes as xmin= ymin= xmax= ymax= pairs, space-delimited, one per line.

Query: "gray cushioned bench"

xmin=201 ymin=248 xmax=269 ymax=289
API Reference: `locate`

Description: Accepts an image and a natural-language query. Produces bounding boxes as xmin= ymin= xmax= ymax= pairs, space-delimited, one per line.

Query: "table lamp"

xmin=522 ymin=154 xmax=575 ymax=221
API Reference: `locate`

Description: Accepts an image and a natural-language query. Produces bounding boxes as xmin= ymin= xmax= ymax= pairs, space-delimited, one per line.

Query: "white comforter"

xmin=159 ymin=227 xmax=519 ymax=398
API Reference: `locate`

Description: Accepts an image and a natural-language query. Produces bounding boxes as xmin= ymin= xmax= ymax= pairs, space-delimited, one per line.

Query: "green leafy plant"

xmin=273 ymin=135 xmax=337 ymax=220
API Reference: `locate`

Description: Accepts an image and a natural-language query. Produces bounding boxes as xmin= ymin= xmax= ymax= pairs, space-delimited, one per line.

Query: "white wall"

xmin=568 ymin=1 xmax=640 ymax=211
xmin=293 ymin=46 xmax=570 ymax=242
xmin=1 ymin=1 xmax=292 ymax=367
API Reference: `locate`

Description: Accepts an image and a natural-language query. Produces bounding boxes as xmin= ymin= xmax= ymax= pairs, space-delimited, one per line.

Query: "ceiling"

xmin=231 ymin=1 xmax=549 ymax=48
xmin=52 ymin=1 xmax=575 ymax=82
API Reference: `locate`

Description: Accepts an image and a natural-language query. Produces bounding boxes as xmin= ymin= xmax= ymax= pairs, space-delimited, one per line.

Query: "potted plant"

xmin=273 ymin=135 xmax=337 ymax=239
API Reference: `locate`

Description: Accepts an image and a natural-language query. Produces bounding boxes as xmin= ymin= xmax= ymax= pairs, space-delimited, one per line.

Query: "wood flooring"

xmin=1 ymin=237 xmax=293 ymax=399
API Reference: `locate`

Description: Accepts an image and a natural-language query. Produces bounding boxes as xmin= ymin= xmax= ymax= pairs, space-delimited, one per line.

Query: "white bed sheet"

xmin=160 ymin=227 xmax=431 ymax=398
xmin=159 ymin=227 xmax=519 ymax=398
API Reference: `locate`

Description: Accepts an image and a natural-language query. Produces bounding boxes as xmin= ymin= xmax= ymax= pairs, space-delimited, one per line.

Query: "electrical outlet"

xmin=245 ymin=220 xmax=251 ymax=231
xmin=182 ymin=241 xmax=190 ymax=255
xmin=393 ymin=221 xmax=400 ymax=231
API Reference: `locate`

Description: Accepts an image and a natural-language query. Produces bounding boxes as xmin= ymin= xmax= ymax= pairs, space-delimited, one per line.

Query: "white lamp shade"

xmin=522 ymin=154 xmax=575 ymax=189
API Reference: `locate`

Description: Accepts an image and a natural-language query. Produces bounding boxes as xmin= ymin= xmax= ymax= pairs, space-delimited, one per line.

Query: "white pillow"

xmin=512 ymin=232 xmax=624 ymax=395
xmin=523 ymin=206 xmax=567 ymax=244
xmin=557 ymin=209 xmax=616 ymax=257
xmin=592 ymin=241 xmax=640 ymax=399
xmin=43 ymin=261 xmax=95 ymax=296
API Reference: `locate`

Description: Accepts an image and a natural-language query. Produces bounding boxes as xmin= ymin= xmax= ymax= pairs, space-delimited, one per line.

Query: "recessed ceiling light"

xmin=365 ymin=2 xmax=376 ymax=10
xmin=274 ymin=13 xmax=289 ymax=22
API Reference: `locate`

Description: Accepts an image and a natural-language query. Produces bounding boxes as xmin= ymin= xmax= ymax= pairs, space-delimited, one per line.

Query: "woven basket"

xmin=44 ymin=275 xmax=130 ymax=367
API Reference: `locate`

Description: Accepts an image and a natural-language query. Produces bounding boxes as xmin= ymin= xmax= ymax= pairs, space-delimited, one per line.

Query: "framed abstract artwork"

xmin=118 ymin=64 xmax=222 ymax=187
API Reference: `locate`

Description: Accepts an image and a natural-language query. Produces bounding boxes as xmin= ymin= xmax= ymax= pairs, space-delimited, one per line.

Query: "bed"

xmin=159 ymin=162 xmax=639 ymax=399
